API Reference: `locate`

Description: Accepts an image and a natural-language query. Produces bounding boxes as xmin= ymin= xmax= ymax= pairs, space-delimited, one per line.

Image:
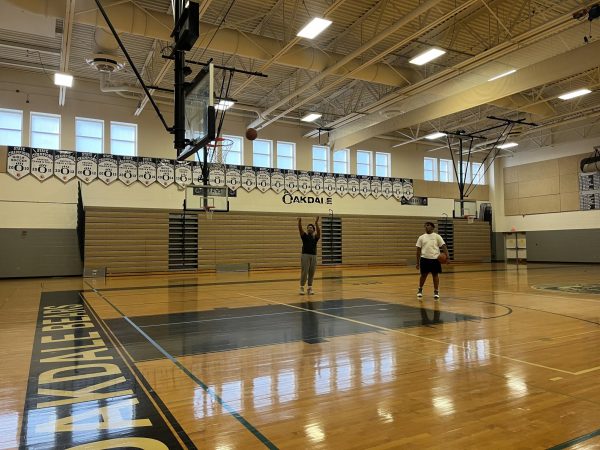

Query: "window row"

xmin=0 ymin=109 xmax=137 ymax=156
xmin=424 ymin=157 xmax=485 ymax=184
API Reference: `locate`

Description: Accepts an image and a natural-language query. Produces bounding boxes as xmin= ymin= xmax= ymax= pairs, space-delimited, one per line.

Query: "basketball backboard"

xmin=185 ymin=185 xmax=229 ymax=212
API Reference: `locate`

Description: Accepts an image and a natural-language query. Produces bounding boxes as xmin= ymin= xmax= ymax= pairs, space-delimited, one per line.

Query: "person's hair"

xmin=307 ymin=224 xmax=315 ymax=230
xmin=424 ymin=221 xmax=435 ymax=228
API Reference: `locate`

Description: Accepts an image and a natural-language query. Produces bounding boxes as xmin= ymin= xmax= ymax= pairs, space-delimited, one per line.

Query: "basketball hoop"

xmin=466 ymin=215 xmax=475 ymax=224
xmin=204 ymin=206 xmax=214 ymax=220
xmin=206 ymin=137 xmax=234 ymax=166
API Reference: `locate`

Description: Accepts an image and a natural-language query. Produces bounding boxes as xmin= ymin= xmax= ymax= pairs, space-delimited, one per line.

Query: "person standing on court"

xmin=298 ymin=217 xmax=320 ymax=295
xmin=416 ymin=221 xmax=449 ymax=300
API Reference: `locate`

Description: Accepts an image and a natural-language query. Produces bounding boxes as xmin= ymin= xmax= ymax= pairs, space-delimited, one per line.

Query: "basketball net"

xmin=206 ymin=137 xmax=234 ymax=175
xmin=204 ymin=206 xmax=214 ymax=220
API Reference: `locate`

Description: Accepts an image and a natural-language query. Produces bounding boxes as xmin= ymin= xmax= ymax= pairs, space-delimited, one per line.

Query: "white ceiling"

xmin=1 ymin=0 xmax=599 ymax=153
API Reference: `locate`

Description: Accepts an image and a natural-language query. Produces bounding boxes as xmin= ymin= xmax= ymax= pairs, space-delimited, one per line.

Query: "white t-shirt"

xmin=416 ymin=232 xmax=445 ymax=259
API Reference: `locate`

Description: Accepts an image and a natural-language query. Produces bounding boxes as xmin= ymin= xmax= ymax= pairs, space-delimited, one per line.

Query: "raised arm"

xmin=298 ymin=217 xmax=305 ymax=236
xmin=314 ymin=216 xmax=321 ymax=239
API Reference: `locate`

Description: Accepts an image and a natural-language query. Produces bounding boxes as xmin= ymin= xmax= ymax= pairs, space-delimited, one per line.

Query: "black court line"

xmin=547 ymin=427 xmax=600 ymax=450
xmin=86 ymin=282 xmax=279 ymax=450
xmin=84 ymin=263 xmax=581 ymax=294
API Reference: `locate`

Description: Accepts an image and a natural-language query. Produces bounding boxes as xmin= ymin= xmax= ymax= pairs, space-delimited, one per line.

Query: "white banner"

xmin=30 ymin=149 xmax=53 ymax=181
xmin=226 ymin=166 xmax=241 ymax=191
xmin=359 ymin=177 xmax=371 ymax=198
xmin=209 ymin=166 xmax=226 ymax=187
xmin=118 ymin=156 xmax=138 ymax=186
xmin=336 ymin=175 xmax=348 ymax=197
xmin=323 ymin=174 xmax=336 ymax=197
xmin=175 ymin=162 xmax=192 ymax=188
xmin=402 ymin=179 xmax=414 ymax=200
xmin=270 ymin=170 xmax=285 ymax=193
xmin=256 ymin=169 xmax=271 ymax=193
xmin=348 ymin=176 xmax=360 ymax=198
xmin=157 ymin=160 xmax=175 ymax=187
xmin=53 ymin=151 xmax=77 ymax=183
xmin=371 ymin=177 xmax=382 ymax=199
xmin=392 ymin=178 xmax=404 ymax=200
xmin=298 ymin=172 xmax=311 ymax=194
xmin=76 ymin=153 xmax=98 ymax=184
xmin=284 ymin=171 xmax=298 ymax=193
xmin=97 ymin=155 xmax=118 ymax=184
xmin=311 ymin=173 xmax=324 ymax=195
xmin=381 ymin=178 xmax=393 ymax=199
xmin=7 ymin=147 xmax=30 ymax=180
xmin=137 ymin=158 xmax=157 ymax=187
xmin=241 ymin=167 xmax=257 ymax=192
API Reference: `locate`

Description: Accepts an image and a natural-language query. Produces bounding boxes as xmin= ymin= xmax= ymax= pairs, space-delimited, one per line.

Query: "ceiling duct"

xmin=580 ymin=149 xmax=600 ymax=173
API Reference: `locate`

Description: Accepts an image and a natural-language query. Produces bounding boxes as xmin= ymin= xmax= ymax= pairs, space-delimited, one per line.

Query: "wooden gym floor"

xmin=2 ymin=262 xmax=600 ymax=449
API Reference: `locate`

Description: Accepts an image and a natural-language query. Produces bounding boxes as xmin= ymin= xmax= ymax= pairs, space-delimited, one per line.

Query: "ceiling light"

xmin=488 ymin=69 xmax=516 ymax=81
xmin=409 ymin=48 xmax=446 ymax=66
xmin=498 ymin=142 xmax=518 ymax=149
xmin=558 ymin=88 xmax=591 ymax=100
xmin=54 ymin=72 xmax=73 ymax=87
xmin=297 ymin=18 xmax=332 ymax=39
xmin=424 ymin=131 xmax=446 ymax=140
xmin=301 ymin=113 xmax=322 ymax=122
xmin=215 ymin=99 xmax=234 ymax=110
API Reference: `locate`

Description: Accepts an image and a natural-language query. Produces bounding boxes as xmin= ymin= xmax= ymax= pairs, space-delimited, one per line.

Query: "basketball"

xmin=245 ymin=127 xmax=258 ymax=140
xmin=438 ymin=253 xmax=448 ymax=264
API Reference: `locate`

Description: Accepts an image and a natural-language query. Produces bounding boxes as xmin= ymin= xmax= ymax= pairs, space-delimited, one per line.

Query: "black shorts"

xmin=420 ymin=257 xmax=442 ymax=275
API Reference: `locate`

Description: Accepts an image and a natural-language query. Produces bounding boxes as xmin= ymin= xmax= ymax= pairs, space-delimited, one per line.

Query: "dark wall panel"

xmin=527 ymin=229 xmax=600 ymax=263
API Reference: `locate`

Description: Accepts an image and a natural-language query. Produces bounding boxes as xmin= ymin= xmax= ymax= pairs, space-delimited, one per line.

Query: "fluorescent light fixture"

xmin=488 ymin=69 xmax=516 ymax=81
xmin=558 ymin=88 xmax=591 ymax=100
xmin=301 ymin=113 xmax=322 ymax=122
xmin=424 ymin=131 xmax=446 ymax=140
xmin=497 ymin=142 xmax=518 ymax=149
xmin=297 ymin=18 xmax=332 ymax=39
xmin=409 ymin=48 xmax=445 ymax=66
xmin=54 ymin=72 xmax=73 ymax=87
xmin=215 ymin=99 xmax=234 ymax=110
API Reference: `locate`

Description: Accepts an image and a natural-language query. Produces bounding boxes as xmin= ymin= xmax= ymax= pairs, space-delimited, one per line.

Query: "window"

xmin=253 ymin=139 xmax=272 ymax=167
xmin=460 ymin=161 xmax=472 ymax=183
xmin=424 ymin=157 xmax=437 ymax=181
xmin=439 ymin=159 xmax=453 ymax=182
xmin=75 ymin=117 xmax=103 ymax=153
xmin=277 ymin=141 xmax=295 ymax=170
xmin=223 ymin=135 xmax=243 ymax=165
xmin=0 ymin=108 xmax=23 ymax=146
xmin=472 ymin=162 xmax=485 ymax=184
xmin=312 ymin=145 xmax=329 ymax=172
xmin=333 ymin=149 xmax=349 ymax=174
xmin=31 ymin=112 xmax=60 ymax=149
xmin=356 ymin=150 xmax=372 ymax=176
xmin=375 ymin=152 xmax=390 ymax=177
xmin=110 ymin=122 xmax=137 ymax=156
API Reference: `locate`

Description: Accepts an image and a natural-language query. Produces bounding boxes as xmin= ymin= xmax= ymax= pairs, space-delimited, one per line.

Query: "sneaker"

xmin=307 ymin=287 xmax=314 ymax=295
xmin=299 ymin=287 xmax=305 ymax=295
xmin=433 ymin=290 xmax=440 ymax=300
xmin=417 ymin=288 xmax=423 ymax=299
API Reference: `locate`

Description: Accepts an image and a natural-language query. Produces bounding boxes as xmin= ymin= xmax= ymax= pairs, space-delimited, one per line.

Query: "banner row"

xmin=6 ymin=147 xmax=415 ymax=200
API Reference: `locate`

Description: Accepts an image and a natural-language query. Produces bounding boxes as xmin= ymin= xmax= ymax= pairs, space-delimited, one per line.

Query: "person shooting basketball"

xmin=416 ymin=221 xmax=449 ymax=300
xmin=298 ymin=217 xmax=320 ymax=295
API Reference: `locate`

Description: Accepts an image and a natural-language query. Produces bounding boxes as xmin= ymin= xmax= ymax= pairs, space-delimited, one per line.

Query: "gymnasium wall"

xmin=84 ymin=208 xmax=491 ymax=275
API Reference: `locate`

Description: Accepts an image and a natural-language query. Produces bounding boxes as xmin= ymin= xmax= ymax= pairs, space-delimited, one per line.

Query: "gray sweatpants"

xmin=300 ymin=253 xmax=317 ymax=287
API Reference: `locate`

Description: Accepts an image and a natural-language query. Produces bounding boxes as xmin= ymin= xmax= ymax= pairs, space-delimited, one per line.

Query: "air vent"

xmin=86 ymin=53 xmax=125 ymax=73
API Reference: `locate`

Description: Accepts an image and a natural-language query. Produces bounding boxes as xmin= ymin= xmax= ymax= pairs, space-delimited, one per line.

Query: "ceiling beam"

xmin=58 ymin=0 xmax=76 ymax=106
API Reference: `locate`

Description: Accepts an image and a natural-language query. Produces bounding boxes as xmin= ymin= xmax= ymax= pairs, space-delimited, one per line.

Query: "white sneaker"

xmin=417 ymin=288 xmax=423 ymax=299
xmin=434 ymin=291 xmax=440 ymax=300
xmin=307 ymin=287 xmax=314 ymax=295
xmin=299 ymin=287 xmax=305 ymax=295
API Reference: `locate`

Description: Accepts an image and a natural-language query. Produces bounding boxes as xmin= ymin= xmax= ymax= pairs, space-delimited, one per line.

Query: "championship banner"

xmin=31 ymin=148 xmax=54 ymax=181
xmin=256 ymin=168 xmax=271 ymax=192
xmin=402 ymin=178 xmax=414 ymax=200
xmin=138 ymin=158 xmax=157 ymax=187
xmin=359 ymin=176 xmax=372 ymax=198
xmin=311 ymin=172 xmax=324 ymax=195
xmin=270 ymin=169 xmax=285 ymax=193
xmin=209 ymin=165 xmax=226 ymax=187
xmin=401 ymin=195 xmax=427 ymax=206
xmin=284 ymin=170 xmax=298 ymax=193
xmin=226 ymin=166 xmax=241 ymax=191
xmin=335 ymin=174 xmax=348 ymax=197
xmin=97 ymin=154 xmax=118 ymax=185
xmin=76 ymin=152 xmax=98 ymax=184
xmin=156 ymin=159 xmax=175 ymax=187
xmin=117 ymin=156 xmax=138 ymax=186
xmin=392 ymin=178 xmax=404 ymax=200
xmin=174 ymin=161 xmax=192 ymax=188
xmin=348 ymin=175 xmax=360 ymax=198
xmin=381 ymin=178 xmax=393 ymax=199
xmin=53 ymin=151 xmax=77 ymax=183
xmin=192 ymin=162 xmax=205 ymax=185
xmin=323 ymin=173 xmax=336 ymax=196
xmin=19 ymin=291 xmax=188 ymax=449
xmin=7 ymin=146 xmax=30 ymax=179
xmin=370 ymin=177 xmax=382 ymax=199
xmin=241 ymin=167 xmax=257 ymax=192
xmin=298 ymin=171 xmax=311 ymax=195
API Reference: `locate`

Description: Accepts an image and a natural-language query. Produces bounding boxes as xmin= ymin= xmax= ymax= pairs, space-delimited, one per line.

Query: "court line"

xmin=85 ymin=284 xmax=279 ymax=450
xmin=547 ymin=427 xmax=600 ymax=450
xmin=239 ymin=293 xmax=576 ymax=376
